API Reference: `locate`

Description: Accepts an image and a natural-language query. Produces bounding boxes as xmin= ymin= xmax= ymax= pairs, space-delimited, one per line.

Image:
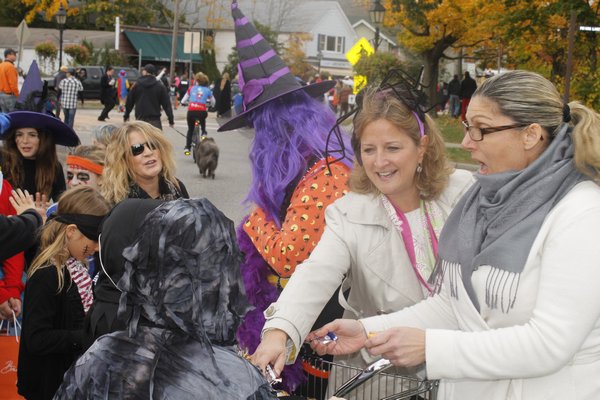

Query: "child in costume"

xmin=218 ymin=0 xmax=354 ymax=393
xmin=117 ymin=69 xmax=129 ymax=113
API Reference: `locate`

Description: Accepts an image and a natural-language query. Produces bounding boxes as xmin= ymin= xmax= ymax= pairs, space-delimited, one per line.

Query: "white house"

xmin=351 ymin=18 xmax=397 ymax=55
xmin=197 ymin=0 xmax=360 ymax=77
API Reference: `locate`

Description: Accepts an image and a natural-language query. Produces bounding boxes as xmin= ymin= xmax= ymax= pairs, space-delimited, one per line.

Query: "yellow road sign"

xmin=353 ymin=75 xmax=367 ymax=94
xmin=345 ymin=38 xmax=374 ymax=66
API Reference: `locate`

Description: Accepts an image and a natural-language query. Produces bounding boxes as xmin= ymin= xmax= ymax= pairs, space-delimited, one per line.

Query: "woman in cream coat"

xmin=252 ymin=78 xmax=474 ymax=387
xmin=310 ymin=71 xmax=600 ymax=400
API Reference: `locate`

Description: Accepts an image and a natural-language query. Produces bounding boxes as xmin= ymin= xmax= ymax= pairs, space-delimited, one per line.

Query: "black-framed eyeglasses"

xmin=462 ymin=121 xmax=530 ymax=141
xmin=130 ymin=142 xmax=157 ymax=156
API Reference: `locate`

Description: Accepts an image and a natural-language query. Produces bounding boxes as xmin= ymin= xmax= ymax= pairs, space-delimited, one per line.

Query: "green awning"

xmin=124 ymin=30 xmax=202 ymax=63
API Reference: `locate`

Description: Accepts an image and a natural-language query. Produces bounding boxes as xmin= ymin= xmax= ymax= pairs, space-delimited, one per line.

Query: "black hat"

xmin=217 ymin=0 xmax=334 ymax=132
xmin=143 ymin=64 xmax=157 ymax=75
xmin=67 ymin=67 xmax=76 ymax=75
xmin=4 ymin=48 xmax=17 ymax=57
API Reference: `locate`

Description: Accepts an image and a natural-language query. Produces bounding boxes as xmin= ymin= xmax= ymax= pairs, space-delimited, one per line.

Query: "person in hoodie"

xmin=123 ymin=64 xmax=174 ymax=131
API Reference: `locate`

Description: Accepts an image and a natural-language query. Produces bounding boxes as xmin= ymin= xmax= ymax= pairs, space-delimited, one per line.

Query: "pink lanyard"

xmin=393 ymin=202 xmax=438 ymax=294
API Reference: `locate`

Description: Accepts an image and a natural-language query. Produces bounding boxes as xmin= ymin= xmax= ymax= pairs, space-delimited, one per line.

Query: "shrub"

xmin=64 ymin=44 xmax=91 ymax=65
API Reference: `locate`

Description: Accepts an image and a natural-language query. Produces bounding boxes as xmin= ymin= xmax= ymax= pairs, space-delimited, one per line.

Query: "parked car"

xmin=43 ymin=66 xmax=140 ymax=100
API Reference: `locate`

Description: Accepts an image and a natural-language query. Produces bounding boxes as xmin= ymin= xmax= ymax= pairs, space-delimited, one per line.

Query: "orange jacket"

xmin=0 ymin=60 xmax=18 ymax=96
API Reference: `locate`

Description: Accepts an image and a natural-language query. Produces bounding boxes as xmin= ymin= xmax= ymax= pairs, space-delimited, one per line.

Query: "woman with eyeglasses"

xmin=101 ymin=121 xmax=188 ymax=204
xmin=251 ymin=78 xmax=474 ymax=395
xmin=310 ymin=70 xmax=600 ymax=400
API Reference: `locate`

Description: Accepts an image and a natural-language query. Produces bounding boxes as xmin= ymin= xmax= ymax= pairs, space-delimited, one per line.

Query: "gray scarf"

xmin=431 ymin=124 xmax=586 ymax=312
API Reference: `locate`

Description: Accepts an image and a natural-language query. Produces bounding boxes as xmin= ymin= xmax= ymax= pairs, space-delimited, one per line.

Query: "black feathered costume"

xmin=55 ymin=199 xmax=277 ymax=400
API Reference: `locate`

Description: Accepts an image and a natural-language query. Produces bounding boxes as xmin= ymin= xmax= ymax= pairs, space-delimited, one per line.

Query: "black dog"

xmin=194 ymin=137 xmax=219 ymax=179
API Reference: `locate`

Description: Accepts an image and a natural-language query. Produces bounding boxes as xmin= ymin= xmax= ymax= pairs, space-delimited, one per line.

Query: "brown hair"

xmin=1 ymin=128 xmax=59 ymax=199
xmin=349 ymin=85 xmax=452 ymax=200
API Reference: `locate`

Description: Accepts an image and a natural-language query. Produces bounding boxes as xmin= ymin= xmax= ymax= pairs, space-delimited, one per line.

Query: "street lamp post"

xmin=369 ymin=0 xmax=386 ymax=52
xmin=55 ymin=5 xmax=67 ymax=69
xmin=317 ymin=50 xmax=323 ymax=73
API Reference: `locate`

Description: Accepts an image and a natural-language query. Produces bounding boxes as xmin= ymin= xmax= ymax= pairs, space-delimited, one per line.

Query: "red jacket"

xmin=0 ymin=179 xmax=25 ymax=304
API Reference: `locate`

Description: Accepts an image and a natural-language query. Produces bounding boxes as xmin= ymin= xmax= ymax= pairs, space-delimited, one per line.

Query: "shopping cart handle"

xmin=333 ymin=358 xmax=393 ymax=397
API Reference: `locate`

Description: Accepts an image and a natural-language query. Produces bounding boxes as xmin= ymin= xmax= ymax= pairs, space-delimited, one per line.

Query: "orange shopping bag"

xmin=0 ymin=313 xmax=24 ymax=400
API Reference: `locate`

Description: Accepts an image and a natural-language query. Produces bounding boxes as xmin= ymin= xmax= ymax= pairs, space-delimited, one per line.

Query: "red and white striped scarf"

xmin=65 ymin=257 xmax=93 ymax=313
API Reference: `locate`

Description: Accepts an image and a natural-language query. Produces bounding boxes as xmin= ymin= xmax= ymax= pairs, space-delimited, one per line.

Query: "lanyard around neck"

xmin=392 ymin=200 xmax=438 ymax=294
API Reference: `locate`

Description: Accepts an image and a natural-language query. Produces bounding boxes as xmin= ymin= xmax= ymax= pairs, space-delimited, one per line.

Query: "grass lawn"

xmin=436 ymin=115 xmax=464 ymax=143
xmin=435 ymin=115 xmax=475 ymax=166
xmin=339 ymin=113 xmax=475 ymax=166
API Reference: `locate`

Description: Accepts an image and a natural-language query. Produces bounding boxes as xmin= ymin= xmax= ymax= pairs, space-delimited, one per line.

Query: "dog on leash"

xmin=194 ymin=136 xmax=219 ymax=179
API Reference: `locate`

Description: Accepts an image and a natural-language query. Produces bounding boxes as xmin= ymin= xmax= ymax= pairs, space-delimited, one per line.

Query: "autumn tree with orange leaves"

xmin=377 ymin=0 xmax=491 ymax=103
xmin=484 ymin=0 xmax=600 ymax=108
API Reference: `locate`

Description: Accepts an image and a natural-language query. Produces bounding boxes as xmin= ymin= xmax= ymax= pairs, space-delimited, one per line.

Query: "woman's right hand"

xmin=251 ymin=329 xmax=289 ymax=377
xmin=307 ymin=319 xmax=368 ymax=356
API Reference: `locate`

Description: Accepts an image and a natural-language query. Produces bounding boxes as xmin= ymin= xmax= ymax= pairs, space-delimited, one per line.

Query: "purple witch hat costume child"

xmin=218 ymin=0 xmax=354 ymax=393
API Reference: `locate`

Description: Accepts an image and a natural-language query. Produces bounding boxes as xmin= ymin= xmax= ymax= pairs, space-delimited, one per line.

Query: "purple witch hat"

xmin=218 ymin=0 xmax=335 ymax=132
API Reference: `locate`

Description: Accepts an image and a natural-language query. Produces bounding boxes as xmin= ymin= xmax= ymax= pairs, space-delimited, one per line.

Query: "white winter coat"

xmin=362 ymin=181 xmax=600 ymax=400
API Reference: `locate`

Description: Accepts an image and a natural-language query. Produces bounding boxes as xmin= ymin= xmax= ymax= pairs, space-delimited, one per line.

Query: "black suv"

xmin=44 ymin=66 xmax=140 ymax=100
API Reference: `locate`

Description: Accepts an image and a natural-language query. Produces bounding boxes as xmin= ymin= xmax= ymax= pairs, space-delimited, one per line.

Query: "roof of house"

xmin=351 ymin=19 xmax=397 ymax=47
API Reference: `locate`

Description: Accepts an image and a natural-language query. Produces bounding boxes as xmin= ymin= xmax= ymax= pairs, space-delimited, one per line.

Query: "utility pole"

xmin=564 ymin=10 xmax=577 ymax=103
xmin=169 ymin=0 xmax=180 ymax=84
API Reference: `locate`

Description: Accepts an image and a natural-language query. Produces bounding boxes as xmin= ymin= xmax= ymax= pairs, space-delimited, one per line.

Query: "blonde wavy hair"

xmin=475 ymin=70 xmax=600 ymax=180
xmin=349 ymin=85 xmax=452 ymax=200
xmin=195 ymin=72 xmax=209 ymax=86
xmin=29 ymin=186 xmax=110 ymax=292
xmin=101 ymin=121 xmax=178 ymax=204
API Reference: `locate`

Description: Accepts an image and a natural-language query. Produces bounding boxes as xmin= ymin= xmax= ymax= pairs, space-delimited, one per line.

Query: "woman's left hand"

xmin=365 ymin=327 xmax=426 ymax=368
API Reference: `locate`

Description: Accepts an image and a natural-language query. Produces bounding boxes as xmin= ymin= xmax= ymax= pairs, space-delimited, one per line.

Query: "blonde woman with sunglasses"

xmin=101 ymin=121 xmax=188 ymax=204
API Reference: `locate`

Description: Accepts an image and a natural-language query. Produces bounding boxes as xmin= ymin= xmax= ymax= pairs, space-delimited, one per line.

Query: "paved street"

xmin=60 ymin=103 xmax=475 ymax=225
xmin=65 ymin=103 xmax=254 ymax=226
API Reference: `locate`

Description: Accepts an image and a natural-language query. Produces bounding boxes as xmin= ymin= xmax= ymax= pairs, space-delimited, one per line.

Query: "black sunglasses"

xmin=130 ymin=142 xmax=157 ymax=156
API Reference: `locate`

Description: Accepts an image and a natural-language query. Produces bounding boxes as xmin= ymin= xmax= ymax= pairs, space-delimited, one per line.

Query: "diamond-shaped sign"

xmin=345 ymin=38 xmax=374 ymax=66
xmin=353 ymin=75 xmax=367 ymax=95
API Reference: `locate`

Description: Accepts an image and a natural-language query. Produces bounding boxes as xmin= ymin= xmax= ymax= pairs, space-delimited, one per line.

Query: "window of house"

xmin=317 ymin=34 xmax=346 ymax=53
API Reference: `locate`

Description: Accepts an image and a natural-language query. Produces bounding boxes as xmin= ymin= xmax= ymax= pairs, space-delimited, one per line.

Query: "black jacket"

xmin=0 ymin=209 xmax=42 ymax=260
xmin=17 ymin=267 xmax=85 ymax=400
xmin=20 ymin=158 xmax=66 ymax=202
xmin=459 ymin=76 xmax=477 ymax=99
xmin=99 ymin=73 xmax=116 ymax=105
xmin=448 ymin=77 xmax=461 ymax=96
xmin=124 ymin=75 xmax=174 ymax=125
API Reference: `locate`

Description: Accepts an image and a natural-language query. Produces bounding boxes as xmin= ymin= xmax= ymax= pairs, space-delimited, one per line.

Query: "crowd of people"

xmin=2 ymin=1 xmax=600 ymax=399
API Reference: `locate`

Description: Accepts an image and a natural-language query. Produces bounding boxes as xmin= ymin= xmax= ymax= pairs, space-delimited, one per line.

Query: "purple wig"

xmin=245 ymin=90 xmax=353 ymax=227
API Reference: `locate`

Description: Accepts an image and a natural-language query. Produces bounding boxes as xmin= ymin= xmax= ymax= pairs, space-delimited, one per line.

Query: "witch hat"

xmin=17 ymin=60 xmax=44 ymax=107
xmin=218 ymin=0 xmax=335 ymax=132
